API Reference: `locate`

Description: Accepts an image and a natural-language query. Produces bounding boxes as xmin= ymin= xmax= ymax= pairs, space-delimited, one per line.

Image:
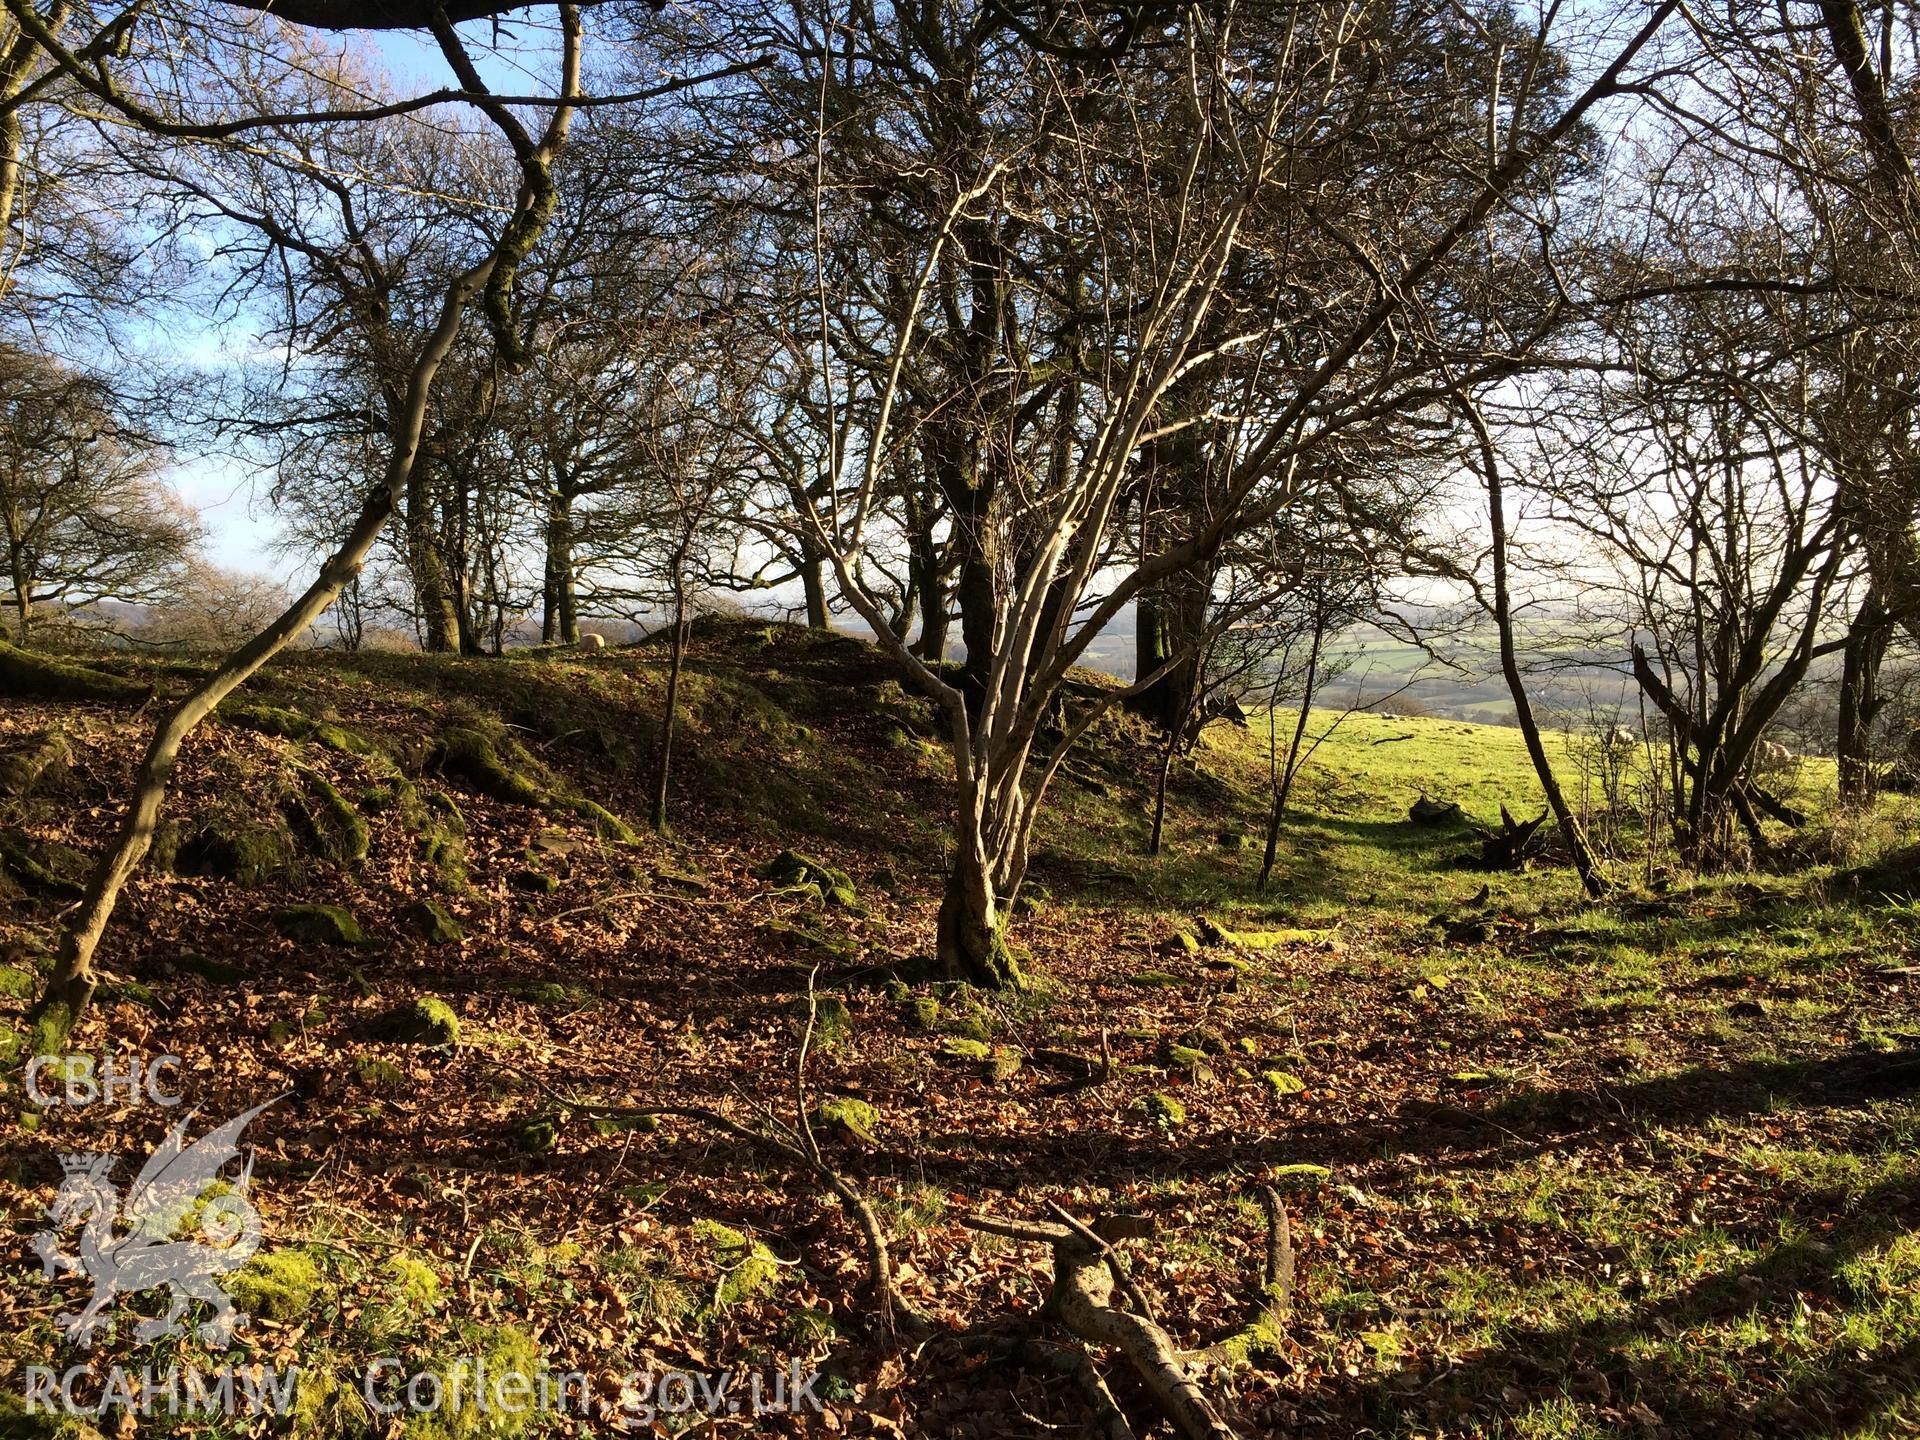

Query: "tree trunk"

xmin=1839 ymin=586 xmax=1892 ymax=802
xmin=542 ymin=489 xmax=578 ymax=645
xmin=26 ymin=254 xmax=496 ymax=1053
xmin=908 ymin=520 xmax=947 ymax=660
xmin=407 ymin=469 xmax=461 ymax=653
xmin=652 ymin=561 xmax=688 ymax=834
xmin=799 ymin=538 xmax=830 ymax=631
xmin=936 ymin=838 xmax=1020 ymax=988
xmin=1259 ymin=614 xmax=1324 ymax=891
xmin=1467 ymin=399 xmax=1609 ymax=898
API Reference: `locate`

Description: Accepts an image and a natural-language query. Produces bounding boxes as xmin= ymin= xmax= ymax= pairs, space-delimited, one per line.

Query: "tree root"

xmin=960 ymin=1189 xmax=1293 ymax=1440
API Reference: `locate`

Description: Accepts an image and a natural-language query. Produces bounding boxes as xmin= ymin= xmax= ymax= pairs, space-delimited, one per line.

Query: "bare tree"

xmin=0 ymin=346 xmax=198 ymax=639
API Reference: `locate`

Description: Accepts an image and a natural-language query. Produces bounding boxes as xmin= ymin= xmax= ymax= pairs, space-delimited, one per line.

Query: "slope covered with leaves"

xmin=1 ymin=621 xmax=1918 ymax=1438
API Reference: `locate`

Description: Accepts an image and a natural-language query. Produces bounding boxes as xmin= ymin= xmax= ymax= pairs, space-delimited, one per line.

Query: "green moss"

xmin=355 ymin=1055 xmax=406 ymax=1090
xmin=228 ymin=1248 xmax=323 ymax=1321
xmin=941 ymin=1036 xmax=992 ymax=1061
xmin=905 ymin=995 xmax=941 ymax=1030
xmin=221 ymin=700 xmax=377 ymax=756
xmin=274 ymin=903 xmax=365 ymax=946
xmin=0 ymin=827 xmax=87 ymax=898
xmin=511 ymin=979 xmax=594 ymax=1008
xmin=0 ymin=1391 xmax=108 ymax=1439
xmin=755 ymin=849 xmax=860 ymax=907
xmin=555 ymin=795 xmax=637 ymax=843
xmin=435 ymin=725 xmax=548 ymax=806
xmin=1209 ymin=1306 xmax=1290 ymax=1367
xmin=806 ymin=995 xmax=854 ymax=1051
xmin=941 ymin=1009 xmax=993 ymax=1043
xmin=1130 ymin=969 xmax=1188 ymax=988
xmin=0 ymin=728 xmax=71 ymax=797
xmin=0 ymin=639 xmax=146 ymax=702
xmin=1263 ymin=1070 xmax=1307 ymax=1095
xmin=286 ymin=1358 xmax=365 ymax=1439
xmin=692 ymin=1219 xmax=783 ymax=1312
xmin=26 ymin=1001 xmax=76 ymax=1059
xmin=397 ymin=1323 xmax=545 ymax=1440
xmin=1270 ymin=1162 xmax=1332 ymax=1187
xmin=813 ymin=1095 xmax=879 ymax=1143
xmin=174 ymin=813 xmax=296 ymax=886
xmin=782 ymin=1307 xmax=844 ymax=1346
xmin=0 ymin=963 xmax=34 ymax=998
xmin=1135 ymin=1092 xmax=1187 ymax=1127
xmin=176 ymin=952 xmax=244 ymax=983
xmin=403 ymin=899 xmax=463 ymax=944
xmin=514 ymin=1111 xmax=561 ymax=1153
xmin=378 ymin=996 xmax=461 ymax=1046
xmin=386 ymin=1253 xmax=445 ymax=1311
xmin=1169 ymin=1044 xmax=1211 ymax=1069
xmin=298 ymin=769 xmax=370 ymax=865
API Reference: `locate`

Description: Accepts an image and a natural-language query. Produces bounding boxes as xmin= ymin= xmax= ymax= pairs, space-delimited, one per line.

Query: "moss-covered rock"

xmin=0 ymin=640 xmax=147 ymax=702
xmin=402 ymin=899 xmax=463 ymax=945
xmin=940 ymin=1008 xmax=993 ymax=1043
xmin=435 ymin=724 xmax=548 ymax=806
xmin=812 ymin=1095 xmax=879 ymax=1143
xmin=903 ymin=995 xmax=941 ymax=1031
xmin=0 ymin=963 xmax=34 ymax=999
xmin=1263 ymin=1070 xmax=1307 ymax=1095
xmin=511 ymin=979 xmax=593 ymax=1008
xmin=175 ymin=952 xmax=244 ymax=983
xmin=274 ymin=903 xmax=365 ymax=946
xmin=755 ymin=849 xmax=859 ymax=908
xmin=1134 ymin=1092 xmax=1187 ymax=1127
xmin=940 ymin=1036 xmax=992 ymax=1061
xmin=295 ymin=769 xmax=370 ymax=866
xmin=173 ymin=813 xmax=296 ymax=886
xmin=377 ymin=996 xmax=461 ymax=1046
xmin=227 ymin=1248 xmax=323 ymax=1321
xmin=554 ymin=795 xmax=637 ymax=844
xmin=221 ymin=700 xmax=376 ymax=756
xmin=692 ymin=1219 xmax=783 ymax=1313
xmin=513 ymin=1111 xmax=562 ymax=1153
xmin=355 ymin=1055 xmax=406 ymax=1090
xmin=0 ymin=728 xmax=71 ymax=797
xmin=0 ymin=827 xmax=88 ymax=898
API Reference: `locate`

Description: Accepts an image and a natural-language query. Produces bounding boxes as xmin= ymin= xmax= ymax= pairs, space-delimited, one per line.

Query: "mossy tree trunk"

xmin=936 ymin=831 xmax=1020 ymax=988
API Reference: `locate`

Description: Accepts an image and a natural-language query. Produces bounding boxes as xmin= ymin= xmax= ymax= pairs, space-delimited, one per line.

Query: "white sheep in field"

xmin=1755 ymin=738 xmax=1794 ymax=766
xmin=1605 ymin=725 xmax=1639 ymax=752
xmin=577 ymin=632 xmax=606 ymax=652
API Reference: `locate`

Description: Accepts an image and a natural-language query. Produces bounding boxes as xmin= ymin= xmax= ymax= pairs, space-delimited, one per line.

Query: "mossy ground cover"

xmin=0 ymin=623 xmax=1917 ymax=1437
